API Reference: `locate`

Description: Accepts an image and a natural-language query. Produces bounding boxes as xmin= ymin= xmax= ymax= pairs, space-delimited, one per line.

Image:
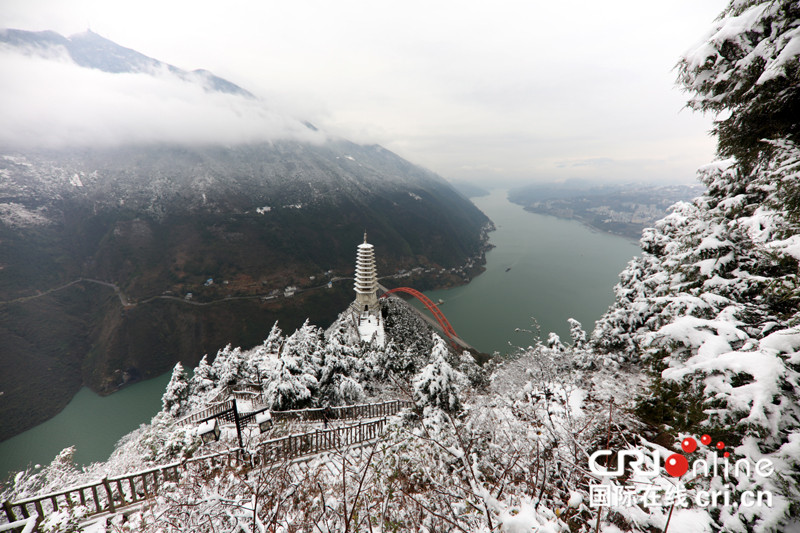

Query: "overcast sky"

xmin=1 ymin=0 xmax=727 ymax=185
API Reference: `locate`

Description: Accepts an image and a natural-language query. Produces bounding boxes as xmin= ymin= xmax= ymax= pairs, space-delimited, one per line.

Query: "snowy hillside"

xmin=0 ymin=30 xmax=491 ymax=443
xmin=0 ymin=296 xmax=628 ymax=532
xmin=2 ymin=1 xmax=799 ymax=531
xmin=591 ymin=0 xmax=800 ymax=529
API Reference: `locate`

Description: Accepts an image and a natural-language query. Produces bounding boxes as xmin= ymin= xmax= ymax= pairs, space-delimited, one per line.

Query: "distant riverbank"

xmin=507 ymin=182 xmax=704 ymax=241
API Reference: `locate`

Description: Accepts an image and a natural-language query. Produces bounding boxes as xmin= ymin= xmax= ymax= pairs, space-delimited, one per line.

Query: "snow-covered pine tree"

xmin=676 ymin=0 xmax=800 ymax=168
xmin=545 ymin=332 xmax=565 ymax=352
xmin=280 ymin=320 xmax=324 ymax=371
xmin=162 ymin=362 xmax=190 ymax=418
xmin=593 ymin=1 xmax=800 ymax=528
xmin=412 ymin=335 xmax=466 ymax=413
xmin=262 ymin=321 xmax=284 ymax=354
xmin=264 ymin=362 xmax=316 ymax=410
xmin=567 ymin=318 xmax=586 ymax=348
xmin=189 ymin=355 xmax=216 ymax=401
xmin=212 ymin=344 xmax=249 ymax=389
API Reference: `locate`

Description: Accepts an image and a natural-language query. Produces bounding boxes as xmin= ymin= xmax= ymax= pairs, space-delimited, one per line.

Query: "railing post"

xmin=127 ymin=478 xmax=136 ymax=502
xmin=232 ymin=401 xmax=244 ymax=450
xmin=2 ymin=500 xmax=15 ymax=523
xmin=102 ymin=477 xmax=116 ymax=513
xmin=34 ymin=500 xmax=44 ymax=526
xmin=115 ymin=480 xmax=126 ymax=504
xmin=91 ymin=485 xmax=102 ymax=514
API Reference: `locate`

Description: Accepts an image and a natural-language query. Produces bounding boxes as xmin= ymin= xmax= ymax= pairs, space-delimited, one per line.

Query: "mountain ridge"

xmin=0 ymin=28 xmax=253 ymax=97
xmin=0 ymin=31 xmax=492 ymax=442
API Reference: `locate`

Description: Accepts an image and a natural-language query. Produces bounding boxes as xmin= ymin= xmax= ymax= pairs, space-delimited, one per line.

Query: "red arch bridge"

xmin=380 ymin=287 xmax=467 ymax=350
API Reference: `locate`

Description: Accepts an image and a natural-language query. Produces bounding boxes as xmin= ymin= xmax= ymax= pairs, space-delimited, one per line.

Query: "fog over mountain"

xmin=0 ymin=29 xmax=492 ymax=442
xmin=0 ymin=29 xmax=321 ymax=149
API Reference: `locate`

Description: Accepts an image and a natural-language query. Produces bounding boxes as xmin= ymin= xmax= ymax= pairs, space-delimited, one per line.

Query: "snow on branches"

xmin=593 ymin=4 xmax=800 ymax=523
xmin=412 ymin=335 xmax=467 ymax=413
xmin=162 ymin=362 xmax=190 ymax=417
xmin=677 ymin=0 xmax=800 ymax=164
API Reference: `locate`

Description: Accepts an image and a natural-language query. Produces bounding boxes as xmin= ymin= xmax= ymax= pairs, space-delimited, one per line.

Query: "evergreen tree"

xmin=262 ymin=321 xmax=284 ymax=354
xmin=677 ymin=0 xmax=800 ymax=167
xmin=191 ymin=355 xmax=216 ymax=391
xmin=412 ymin=336 xmax=466 ymax=413
xmin=567 ymin=318 xmax=587 ymax=348
xmin=162 ymin=363 xmax=190 ymax=418
xmin=545 ymin=332 xmax=565 ymax=352
xmin=213 ymin=344 xmax=248 ymax=389
xmin=264 ymin=361 xmax=316 ymax=410
xmin=590 ymin=2 xmax=800 ymax=528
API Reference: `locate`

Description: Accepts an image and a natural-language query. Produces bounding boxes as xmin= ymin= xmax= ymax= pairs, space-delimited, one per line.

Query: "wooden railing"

xmin=176 ymin=399 xmax=238 ymax=427
xmin=176 ymin=399 xmax=413 ymax=428
xmin=232 ymin=386 xmax=264 ymax=405
xmin=2 ymin=417 xmax=394 ymax=527
xmin=0 ymin=448 xmax=244 ymax=527
xmin=269 ymin=400 xmax=413 ymax=423
xmin=0 ymin=514 xmax=37 ymax=533
xmin=255 ymin=418 xmax=387 ymax=464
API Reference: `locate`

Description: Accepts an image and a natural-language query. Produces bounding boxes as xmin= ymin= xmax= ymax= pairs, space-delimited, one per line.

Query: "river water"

xmin=414 ymin=189 xmax=641 ymax=354
xmin=0 ymin=189 xmax=641 ymax=481
xmin=0 ymin=373 xmax=171 ymax=482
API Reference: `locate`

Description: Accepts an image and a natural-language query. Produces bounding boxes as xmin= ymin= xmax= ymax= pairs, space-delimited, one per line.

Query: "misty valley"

xmin=3 ymin=4 xmax=800 ymax=530
xmin=0 ymin=190 xmax=638 ymax=476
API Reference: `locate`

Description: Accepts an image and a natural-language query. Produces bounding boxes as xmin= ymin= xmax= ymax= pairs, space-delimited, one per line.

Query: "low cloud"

xmin=0 ymin=45 xmax=325 ymax=149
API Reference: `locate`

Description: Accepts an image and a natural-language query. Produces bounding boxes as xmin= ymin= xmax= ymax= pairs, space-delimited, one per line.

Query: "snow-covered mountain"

xmin=3 ymin=2 xmax=799 ymax=530
xmin=0 ymin=28 xmax=253 ymax=97
xmin=0 ymin=30 xmax=491 ymax=443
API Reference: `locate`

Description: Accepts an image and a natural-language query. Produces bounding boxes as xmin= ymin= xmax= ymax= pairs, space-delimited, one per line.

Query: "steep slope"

xmin=0 ymin=30 xmax=491 ymax=442
xmin=0 ymin=140 xmax=490 ymax=442
xmin=592 ymin=1 xmax=800 ymax=529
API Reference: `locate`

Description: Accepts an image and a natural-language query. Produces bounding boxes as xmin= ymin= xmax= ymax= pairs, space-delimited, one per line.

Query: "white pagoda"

xmin=353 ymin=232 xmax=385 ymax=345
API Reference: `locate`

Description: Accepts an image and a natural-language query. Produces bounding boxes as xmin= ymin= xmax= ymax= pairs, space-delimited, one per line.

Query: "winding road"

xmin=0 ymin=277 xmax=354 ymax=309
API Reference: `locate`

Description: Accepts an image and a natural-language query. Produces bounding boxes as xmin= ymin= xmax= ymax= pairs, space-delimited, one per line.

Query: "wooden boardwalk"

xmin=2 ymin=401 xmax=412 ymax=528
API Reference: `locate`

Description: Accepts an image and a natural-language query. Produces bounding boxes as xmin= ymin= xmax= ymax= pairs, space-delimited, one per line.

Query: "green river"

xmin=416 ymin=189 xmax=641 ymax=354
xmin=0 ymin=189 xmax=640 ymax=481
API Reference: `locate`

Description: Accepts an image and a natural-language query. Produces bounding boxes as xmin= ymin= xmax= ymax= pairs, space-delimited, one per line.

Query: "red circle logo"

xmin=665 ymin=453 xmax=689 ymax=477
xmin=681 ymin=437 xmax=697 ymax=453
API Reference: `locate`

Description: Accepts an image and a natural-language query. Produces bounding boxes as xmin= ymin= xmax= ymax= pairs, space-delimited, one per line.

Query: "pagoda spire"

xmin=354 ymin=233 xmax=379 ymax=314
xmin=352 ymin=233 xmax=384 ymax=345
